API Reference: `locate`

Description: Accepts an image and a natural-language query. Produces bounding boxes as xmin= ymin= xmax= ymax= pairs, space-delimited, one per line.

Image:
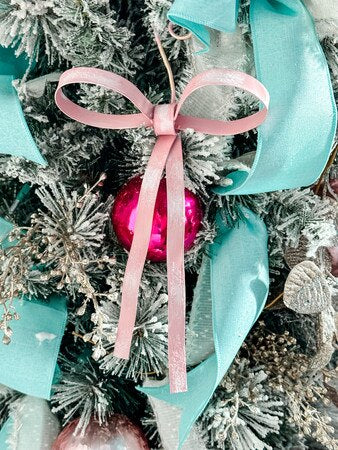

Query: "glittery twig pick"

xmin=265 ymin=291 xmax=284 ymax=309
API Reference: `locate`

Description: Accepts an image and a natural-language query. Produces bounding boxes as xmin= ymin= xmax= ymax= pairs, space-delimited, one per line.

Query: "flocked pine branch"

xmin=0 ymin=0 xmax=61 ymax=65
xmin=53 ymin=0 xmax=142 ymax=74
xmin=51 ymin=353 xmax=137 ymax=436
xmin=201 ymin=358 xmax=283 ymax=450
xmin=0 ymin=178 xmax=115 ymax=342
xmin=201 ymin=324 xmax=337 ymax=450
xmin=0 ymin=385 xmax=21 ymax=429
xmin=0 ymin=0 xmax=142 ymax=73
xmin=0 ymin=122 xmax=107 ymax=187
xmin=260 ymin=189 xmax=337 ymax=271
xmin=83 ymin=274 xmax=169 ymax=380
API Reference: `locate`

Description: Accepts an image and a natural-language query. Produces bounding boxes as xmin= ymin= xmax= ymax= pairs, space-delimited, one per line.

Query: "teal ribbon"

xmin=0 ymin=396 xmax=60 ymax=449
xmin=139 ymin=208 xmax=269 ymax=447
xmin=142 ymin=1 xmax=337 ymax=447
xmin=0 ymin=219 xmax=67 ymax=400
xmin=0 ymin=416 xmax=12 ymax=447
xmin=0 ymin=47 xmax=46 ymax=165
xmin=216 ymin=0 xmax=337 ymax=195
xmin=0 ymin=217 xmax=13 ymax=243
xmin=0 ymin=295 xmax=67 ymax=399
xmin=168 ymin=0 xmax=239 ymax=49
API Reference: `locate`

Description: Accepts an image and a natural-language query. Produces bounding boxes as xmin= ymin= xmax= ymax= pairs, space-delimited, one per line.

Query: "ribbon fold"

xmin=55 ymin=66 xmax=269 ymax=393
xmin=0 ymin=47 xmax=46 ymax=165
xmin=168 ymin=0 xmax=239 ymax=51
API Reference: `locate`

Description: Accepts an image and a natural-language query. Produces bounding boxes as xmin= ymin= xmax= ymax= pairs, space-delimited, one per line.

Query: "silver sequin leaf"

xmin=283 ymin=261 xmax=331 ymax=314
xmin=308 ymin=307 xmax=337 ymax=371
xmin=284 ymin=236 xmax=332 ymax=271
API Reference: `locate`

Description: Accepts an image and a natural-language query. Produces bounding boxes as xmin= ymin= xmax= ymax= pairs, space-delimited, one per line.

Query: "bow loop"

xmin=153 ymin=104 xmax=177 ymax=136
xmin=55 ymin=67 xmax=154 ymax=130
xmin=175 ymin=69 xmax=269 ymax=135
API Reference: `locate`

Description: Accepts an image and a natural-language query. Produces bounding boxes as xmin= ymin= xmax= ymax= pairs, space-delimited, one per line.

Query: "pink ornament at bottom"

xmin=328 ymin=247 xmax=338 ymax=277
xmin=329 ymin=178 xmax=338 ymax=195
xmin=111 ymin=176 xmax=203 ymax=262
xmin=52 ymin=414 xmax=149 ymax=450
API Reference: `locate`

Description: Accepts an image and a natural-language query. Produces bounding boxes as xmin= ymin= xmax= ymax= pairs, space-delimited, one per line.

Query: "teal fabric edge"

xmin=0 ymin=47 xmax=30 ymax=78
xmin=0 ymin=295 xmax=68 ymax=400
xmin=0 ymin=216 xmax=14 ymax=244
xmin=212 ymin=0 xmax=337 ymax=196
xmin=7 ymin=74 xmax=47 ymax=166
xmin=0 ymin=46 xmax=46 ymax=166
xmin=167 ymin=0 xmax=239 ymax=53
xmin=0 ymin=416 xmax=13 ymax=448
xmin=255 ymin=0 xmax=338 ymax=188
xmin=31 ymin=294 xmax=68 ymax=400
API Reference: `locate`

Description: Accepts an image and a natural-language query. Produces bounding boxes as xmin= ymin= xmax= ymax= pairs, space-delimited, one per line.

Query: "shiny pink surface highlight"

xmin=111 ymin=176 xmax=203 ymax=262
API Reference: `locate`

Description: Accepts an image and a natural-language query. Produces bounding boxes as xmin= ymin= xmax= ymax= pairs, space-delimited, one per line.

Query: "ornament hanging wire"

xmin=168 ymin=21 xmax=192 ymax=41
xmin=154 ymin=31 xmax=176 ymax=103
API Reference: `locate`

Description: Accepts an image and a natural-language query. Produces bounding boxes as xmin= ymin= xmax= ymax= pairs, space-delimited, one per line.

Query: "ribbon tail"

xmin=0 ymin=295 xmax=67 ymax=399
xmin=114 ymin=135 xmax=177 ymax=360
xmin=144 ymin=379 xmax=207 ymax=450
xmin=166 ymin=135 xmax=187 ymax=393
xmin=138 ymin=208 xmax=269 ymax=449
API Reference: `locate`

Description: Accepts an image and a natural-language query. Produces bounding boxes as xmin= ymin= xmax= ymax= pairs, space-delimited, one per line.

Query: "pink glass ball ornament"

xmin=329 ymin=178 xmax=338 ymax=196
xmin=328 ymin=247 xmax=338 ymax=277
xmin=52 ymin=414 xmax=150 ymax=450
xmin=111 ymin=176 xmax=203 ymax=262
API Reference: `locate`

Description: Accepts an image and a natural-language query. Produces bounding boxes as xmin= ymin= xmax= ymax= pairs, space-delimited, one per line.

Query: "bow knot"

xmin=55 ymin=66 xmax=269 ymax=394
xmin=153 ymin=103 xmax=177 ymax=136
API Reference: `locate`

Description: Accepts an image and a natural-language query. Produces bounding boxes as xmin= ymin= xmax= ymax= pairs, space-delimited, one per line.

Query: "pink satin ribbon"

xmin=55 ymin=67 xmax=269 ymax=393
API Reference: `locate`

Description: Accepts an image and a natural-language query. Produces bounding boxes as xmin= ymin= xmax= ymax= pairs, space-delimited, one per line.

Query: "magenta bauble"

xmin=328 ymin=247 xmax=338 ymax=277
xmin=329 ymin=178 xmax=338 ymax=195
xmin=111 ymin=176 xmax=203 ymax=262
xmin=52 ymin=414 xmax=149 ymax=450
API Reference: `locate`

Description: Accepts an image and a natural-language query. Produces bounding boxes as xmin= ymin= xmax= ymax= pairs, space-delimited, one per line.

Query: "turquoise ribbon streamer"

xmin=139 ymin=208 xmax=269 ymax=447
xmin=0 ymin=47 xmax=46 ymax=165
xmin=0 ymin=219 xmax=67 ymax=400
xmin=0 ymin=295 xmax=67 ymax=399
xmin=215 ymin=0 xmax=336 ymax=195
xmin=168 ymin=0 xmax=239 ymax=50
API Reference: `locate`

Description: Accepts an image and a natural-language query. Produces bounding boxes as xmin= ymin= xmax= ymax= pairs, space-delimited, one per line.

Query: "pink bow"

xmin=55 ymin=66 xmax=269 ymax=393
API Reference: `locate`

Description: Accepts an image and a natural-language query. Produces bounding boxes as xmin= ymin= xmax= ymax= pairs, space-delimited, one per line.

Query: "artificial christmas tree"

xmin=0 ymin=1 xmax=337 ymax=449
